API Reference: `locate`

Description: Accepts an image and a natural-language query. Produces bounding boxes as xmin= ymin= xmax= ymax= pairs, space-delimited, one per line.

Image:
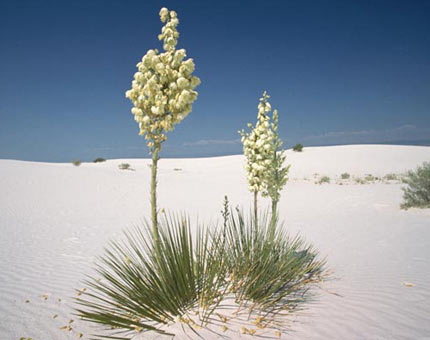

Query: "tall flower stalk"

xmin=262 ymin=109 xmax=290 ymax=224
xmin=239 ymin=92 xmax=289 ymax=226
xmin=125 ymin=8 xmax=200 ymax=251
xmin=239 ymin=92 xmax=274 ymax=223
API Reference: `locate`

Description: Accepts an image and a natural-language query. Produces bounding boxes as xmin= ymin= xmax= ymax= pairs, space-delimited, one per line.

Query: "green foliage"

xmin=118 ymin=163 xmax=131 ymax=170
xmin=222 ymin=209 xmax=326 ymax=315
xmin=93 ymin=157 xmax=106 ymax=163
xmin=292 ymin=143 xmax=303 ymax=152
xmin=221 ymin=195 xmax=230 ymax=230
xmin=318 ymin=176 xmax=330 ymax=184
xmin=340 ymin=172 xmax=350 ymax=180
xmin=75 ymin=215 xmax=226 ymax=339
xmin=72 ymin=159 xmax=82 ymax=167
xmin=401 ymin=162 xmax=430 ymax=209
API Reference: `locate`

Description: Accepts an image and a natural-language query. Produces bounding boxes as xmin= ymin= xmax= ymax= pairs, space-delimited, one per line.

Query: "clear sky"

xmin=1 ymin=0 xmax=429 ymax=161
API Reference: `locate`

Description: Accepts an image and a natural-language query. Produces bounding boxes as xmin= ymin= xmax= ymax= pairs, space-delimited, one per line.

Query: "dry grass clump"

xmin=118 ymin=163 xmax=132 ymax=170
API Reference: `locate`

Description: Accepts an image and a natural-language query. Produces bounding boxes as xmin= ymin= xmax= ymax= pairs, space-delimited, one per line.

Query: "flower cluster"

xmin=125 ymin=8 xmax=201 ymax=150
xmin=262 ymin=108 xmax=290 ymax=203
xmin=239 ymin=92 xmax=289 ymax=199
xmin=239 ymin=92 xmax=275 ymax=192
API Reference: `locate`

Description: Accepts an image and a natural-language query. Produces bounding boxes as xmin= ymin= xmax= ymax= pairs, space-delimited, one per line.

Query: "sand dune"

xmin=0 ymin=145 xmax=429 ymax=339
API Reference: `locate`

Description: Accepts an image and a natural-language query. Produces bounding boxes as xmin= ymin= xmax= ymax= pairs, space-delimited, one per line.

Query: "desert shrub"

xmin=93 ymin=157 xmax=106 ymax=163
xmin=118 ymin=163 xmax=131 ymax=170
xmin=318 ymin=176 xmax=330 ymax=184
xmin=222 ymin=209 xmax=325 ymax=317
xmin=293 ymin=143 xmax=303 ymax=152
xmin=401 ymin=162 xmax=430 ymax=209
xmin=76 ymin=215 xmax=226 ymax=339
xmin=355 ymin=177 xmax=366 ymax=185
xmin=384 ymin=173 xmax=398 ymax=181
xmin=365 ymin=174 xmax=376 ymax=182
xmin=341 ymin=172 xmax=350 ymax=180
xmin=72 ymin=159 xmax=82 ymax=166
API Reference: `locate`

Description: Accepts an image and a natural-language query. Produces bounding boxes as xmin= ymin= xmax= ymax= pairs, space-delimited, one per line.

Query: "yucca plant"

xmin=222 ymin=209 xmax=326 ymax=320
xmin=125 ymin=7 xmax=200 ymax=251
xmin=75 ymin=214 xmax=228 ymax=339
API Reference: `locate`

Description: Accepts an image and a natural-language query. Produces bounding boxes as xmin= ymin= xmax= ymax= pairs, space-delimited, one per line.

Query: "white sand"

xmin=0 ymin=144 xmax=429 ymax=339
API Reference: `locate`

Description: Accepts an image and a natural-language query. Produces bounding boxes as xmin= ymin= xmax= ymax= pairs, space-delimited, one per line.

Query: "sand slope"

xmin=0 ymin=145 xmax=429 ymax=339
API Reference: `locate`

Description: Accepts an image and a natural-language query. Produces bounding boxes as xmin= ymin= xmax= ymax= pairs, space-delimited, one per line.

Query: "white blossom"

xmin=126 ymin=8 xmax=200 ymax=149
xmin=239 ymin=92 xmax=290 ymax=199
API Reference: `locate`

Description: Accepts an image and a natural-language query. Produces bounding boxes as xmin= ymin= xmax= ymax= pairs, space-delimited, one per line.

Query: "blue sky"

xmin=1 ymin=0 xmax=429 ymax=161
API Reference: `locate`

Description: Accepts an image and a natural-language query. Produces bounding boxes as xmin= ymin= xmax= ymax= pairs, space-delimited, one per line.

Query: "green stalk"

xmin=151 ymin=143 xmax=161 ymax=252
xmin=270 ymin=199 xmax=277 ymax=239
xmin=253 ymin=190 xmax=258 ymax=227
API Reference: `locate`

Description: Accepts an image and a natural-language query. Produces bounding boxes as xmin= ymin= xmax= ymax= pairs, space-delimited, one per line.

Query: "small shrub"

xmin=292 ymin=143 xmax=303 ymax=152
xmin=72 ymin=159 xmax=81 ymax=167
xmin=384 ymin=173 xmax=398 ymax=181
xmin=341 ymin=172 xmax=350 ymax=180
xmin=365 ymin=174 xmax=376 ymax=182
xmin=118 ymin=163 xmax=131 ymax=170
xmin=93 ymin=157 xmax=106 ymax=163
xmin=318 ymin=176 xmax=330 ymax=184
xmin=355 ymin=177 xmax=366 ymax=185
xmin=401 ymin=162 xmax=430 ymax=209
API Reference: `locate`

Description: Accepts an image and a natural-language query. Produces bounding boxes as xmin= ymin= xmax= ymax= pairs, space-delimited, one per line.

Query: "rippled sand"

xmin=0 ymin=145 xmax=429 ymax=339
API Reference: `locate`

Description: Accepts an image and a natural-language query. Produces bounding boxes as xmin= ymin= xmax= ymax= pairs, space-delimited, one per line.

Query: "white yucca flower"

xmin=239 ymin=92 xmax=290 ymax=216
xmin=239 ymin=91 xmax=273 ymax=194
xmin=125 ymin=7 xmax=201 ymax=150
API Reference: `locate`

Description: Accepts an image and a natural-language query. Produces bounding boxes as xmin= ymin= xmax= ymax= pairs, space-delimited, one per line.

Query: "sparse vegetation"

xmin=72 ymin=159 xmax=82 ymax=167
xmin=341 ymin=172 xmax=350 ymax=180
xmin=118 ymin=163 xmax=131 ymax=170
xmin=384 ymin=173 xmax=398 ymax=181
xmin=365 ymin=174 xmax=376 ymax=182
xmin=318 ymin=176 xmax=330 ymax=184
xmin=293 ymin=143 xmax=303 ymax=152
xmin=401 ymin=162 xmax=430 ymax=209
xmin=93 ymin=157 xmax=106 ymax=163
xmin=355 ymin=177 xmax=366 ymax=185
